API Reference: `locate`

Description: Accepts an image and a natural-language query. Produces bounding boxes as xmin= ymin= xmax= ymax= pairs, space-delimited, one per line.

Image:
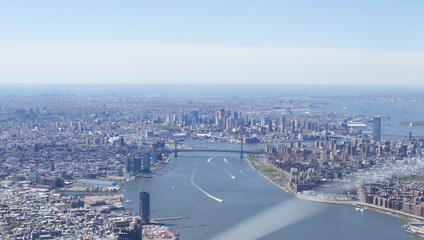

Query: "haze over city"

xmin=0 ymin=0 xmax=423 ymax=85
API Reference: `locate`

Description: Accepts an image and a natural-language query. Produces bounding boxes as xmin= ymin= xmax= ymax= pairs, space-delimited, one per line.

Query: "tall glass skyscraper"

xmin=139 ymin=191 xmax=150 ymax=224
xmin=373 ymin=117 xmax=381 ymax=142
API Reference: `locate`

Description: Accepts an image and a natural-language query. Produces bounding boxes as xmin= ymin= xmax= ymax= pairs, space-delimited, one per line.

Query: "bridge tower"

xmin=240 ymin=140 xmax=243 ymax=159
xmin=174 ymin=141 xmax=178 ymax=158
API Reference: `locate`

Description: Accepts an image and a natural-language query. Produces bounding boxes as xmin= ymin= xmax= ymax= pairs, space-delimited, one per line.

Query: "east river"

xmin=121 ymin=97 xmax=424 ymax=239
xmin=121 ymin=140 xmax=420 ymax=240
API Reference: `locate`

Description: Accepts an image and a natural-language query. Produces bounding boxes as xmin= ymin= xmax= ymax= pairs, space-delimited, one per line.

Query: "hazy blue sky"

xmin=0 ymin=0 xmax=423 ymax=85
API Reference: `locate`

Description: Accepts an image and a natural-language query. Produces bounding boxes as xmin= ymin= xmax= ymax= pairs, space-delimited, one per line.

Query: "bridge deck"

xmin=171 ymin=149 xmax=266 ymax=154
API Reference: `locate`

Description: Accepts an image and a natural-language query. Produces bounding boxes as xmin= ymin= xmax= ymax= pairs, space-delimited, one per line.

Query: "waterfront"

xmin=319 ymin=97 xmax=424 ymax=141
xmin=121 ymin=141 xmax=420 ymax=240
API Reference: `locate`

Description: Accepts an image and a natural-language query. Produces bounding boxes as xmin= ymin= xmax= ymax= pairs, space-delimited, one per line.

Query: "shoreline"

xmin=119 ymin=156 xmax=173 ymax=198
xmin=246 ymin=155 xmax=424 ymax=222
xmin=119 ymin=156 xmax=172 ymax=189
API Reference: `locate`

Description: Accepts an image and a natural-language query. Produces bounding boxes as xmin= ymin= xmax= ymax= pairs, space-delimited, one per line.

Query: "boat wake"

xmin=225 ymin=167 xmax=236 ymax=180
xmin=190 ymin=174 xmax=224 ymax=203
xmin=207 ymin=157 xmax=213 ymax=163
xmin=223 ymin=158 xmax=229 ymax=165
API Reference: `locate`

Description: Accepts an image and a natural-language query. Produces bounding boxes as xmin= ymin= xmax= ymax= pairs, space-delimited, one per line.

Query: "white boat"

xmin=125 ymin=200 xmax=132 ymax=203
xmin=355 ymin=207 xmax=365 ymax=212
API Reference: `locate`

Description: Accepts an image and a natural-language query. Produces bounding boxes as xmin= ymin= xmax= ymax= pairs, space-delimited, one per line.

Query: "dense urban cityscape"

xmin=2 ymin=0 xmax=424 ymax=239
xmin=0 ymin=91 xmax=424 ymax=239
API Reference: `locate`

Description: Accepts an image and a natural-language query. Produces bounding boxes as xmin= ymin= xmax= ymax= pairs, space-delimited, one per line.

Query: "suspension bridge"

xmin=169 ymin=141 xmax=266 ymax=158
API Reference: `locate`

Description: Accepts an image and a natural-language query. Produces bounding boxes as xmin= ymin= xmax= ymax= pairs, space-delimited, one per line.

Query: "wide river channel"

xmin=121 ymin=140 xmax=420 ymax=240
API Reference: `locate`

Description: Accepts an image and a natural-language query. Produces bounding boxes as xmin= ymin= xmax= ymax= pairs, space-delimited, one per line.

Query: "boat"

xmin=355 ymin=207 xmax=365 ymax=212
xmin=125 ymin=200 xmax=132 ymax=203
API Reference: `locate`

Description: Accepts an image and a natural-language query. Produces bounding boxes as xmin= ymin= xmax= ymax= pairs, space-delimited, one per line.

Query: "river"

xmin=121 ymin=140 xmax=420 ymax=240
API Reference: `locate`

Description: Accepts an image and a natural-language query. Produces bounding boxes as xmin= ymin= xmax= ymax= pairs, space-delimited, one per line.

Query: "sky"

xmin=0 ymin=0 xmax=423 ymax=85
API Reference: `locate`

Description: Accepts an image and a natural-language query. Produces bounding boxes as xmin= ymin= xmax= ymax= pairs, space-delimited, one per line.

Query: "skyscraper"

xmin=142 ymin=152 xmax=151 ymax=173
xmin=179 ymin=110 xmax=184 ymax=125
xmin=373 ymin=117 xmax=381 ymax=142
xmin=280 ymin=116 xmax=285 ymax=134
xmin=151 ymin=151 xmax=157 ymax=163
xmin=191 ymin=111 xmax=199 ymax=126
xmin=133 ymin=155 xmax=142 ymax=173
xmin=126 ymin=156 xmax=133 ymax=173
xmin=218 ymin=109 xmax=225 ymax=118
xmin=139 ymin=191 xmax=150 ymax=224
xmin=226 ymin=117 xmax=233 ymax=130
xmin=261 ymin=117 xmax=269 ymax=127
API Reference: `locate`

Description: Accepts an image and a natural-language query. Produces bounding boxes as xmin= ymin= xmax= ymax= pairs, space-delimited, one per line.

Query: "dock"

xmin=152 ymin=216 xmax=189 ymax=221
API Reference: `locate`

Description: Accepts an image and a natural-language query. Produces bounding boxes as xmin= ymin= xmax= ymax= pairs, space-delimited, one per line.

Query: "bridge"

xmin=170 ymin=141 xmax=266 ymax=158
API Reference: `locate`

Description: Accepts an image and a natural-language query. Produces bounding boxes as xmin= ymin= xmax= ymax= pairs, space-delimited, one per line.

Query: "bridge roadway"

xmin=170 ymin=141 xmax=265 ymax=158
xmin=173 ymin=149 xmax=266 ymax=154
xmin=169 ymin=148 xmax=266 ymax=158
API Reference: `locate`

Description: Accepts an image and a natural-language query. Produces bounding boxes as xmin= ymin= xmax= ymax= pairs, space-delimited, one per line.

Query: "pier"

xmin=152 ymin=216 xmax=189 ymax=221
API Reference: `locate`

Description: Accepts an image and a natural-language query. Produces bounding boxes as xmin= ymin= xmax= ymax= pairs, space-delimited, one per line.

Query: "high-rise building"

xmin=294 ymin=117 xmax=299 ymax=128
xmin=143 ymin=152 xmax=151 ymax=173
xmin=330 ymin=139 xmax=337 ymax=150
xmin=151 ymin=151 xmax=157 ymax=163
xmin=373 ymin=117 xmax=381 ymax=142
xmin=139 ymin=191 xmax=150 ymax=224
xmin=126 ymin=156 xmax=133 ymax=173
xmin=165 ymin=114 xmax=171 ymax=124
xmin=179 ymin=111 xmax=184 ymax=125
xmin=290 ymin=120 xmax=296 ymax=133
xmin=133 ymin=155 xmax=142 ymax=173
xmin=29 ymin=169 xmax=39 ymax=183
xmin=250 ymin=118 xmax=255 ymax=127
xmin=226 ymin=117 xmax=233 ymax=130
xmin=267 ymin=120 xmax=272 ymax=132
xmin=191 ymin=111 xmax=199 ymax=126
xmin=217 ymin=115 xmax=225 ymax=129
xmin=218 ymin=109 xmax=225 ymax=118
xmin=261 ymin=117 xmax=269 ymax=127
xmin=280 ymin=116 xmax=285 ymax=134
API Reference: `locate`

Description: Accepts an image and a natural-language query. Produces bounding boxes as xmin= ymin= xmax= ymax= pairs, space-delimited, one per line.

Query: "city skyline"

xmin=1 ymin=91 xmax=424 ymax=239
xmin=0 ymin=1 xmax=423 ymax=85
